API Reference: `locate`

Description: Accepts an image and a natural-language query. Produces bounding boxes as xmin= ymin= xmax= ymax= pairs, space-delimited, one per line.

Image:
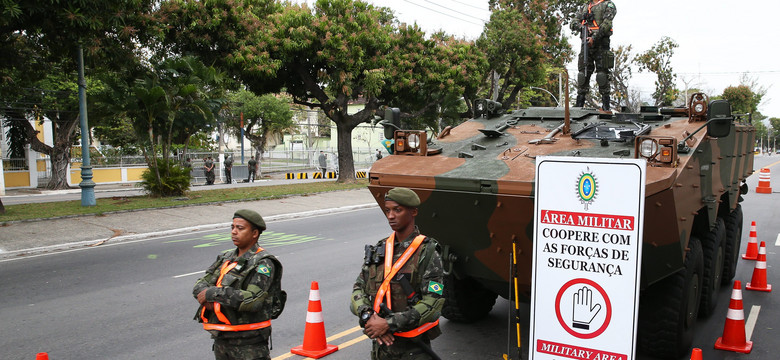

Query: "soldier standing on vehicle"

xmin=318 ymin=151 xmax=327 ymax=177
xmin=247 ymin=156 xmax=257 ymax=182
xmin=193 ymin=209 xmax=286 ymax=360
xmin=573 ymin=0 xmax=616 ymax=112
xmin=224 ymin=155 xmax=233 ymax=184
xmin=350 ymin=187 xmax=445 ymax=360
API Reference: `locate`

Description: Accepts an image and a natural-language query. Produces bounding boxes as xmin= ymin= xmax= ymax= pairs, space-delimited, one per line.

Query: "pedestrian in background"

xmin=248 ymin=156 xmax=257 ymax=182
xmin=318 ymin=151 xmax=327 ymax=177
xmin=224 ymin=155 xmax=233 ymax=184
xmin=194 ymin=209 xmax=286 ymax=360
xmin=205 ymin=156 xmax=216 ymax=185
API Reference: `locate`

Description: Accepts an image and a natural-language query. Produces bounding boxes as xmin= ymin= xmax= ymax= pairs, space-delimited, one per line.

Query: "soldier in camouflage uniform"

xmin=194 ymin=209 xmax=285 ymax=360
xmin=573 ymin=0 xmax=616 ymax=111
xmin=350 ymin=187 xmax=445 ymax=360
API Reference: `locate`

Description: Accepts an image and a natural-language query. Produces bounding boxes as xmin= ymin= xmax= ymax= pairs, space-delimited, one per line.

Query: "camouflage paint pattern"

xmin=368 ymin=105 xmax=755 ymax=297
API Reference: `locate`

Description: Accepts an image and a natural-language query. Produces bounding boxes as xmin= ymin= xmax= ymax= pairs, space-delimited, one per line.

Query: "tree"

xmin=769 ymin=117 xmax=780 ymax=149
xmin=227 ymin=90 xmax=294 ymax=160
xmin=635 ymin=37 xmax=679 ymax=107
xmin=158 ymin=0 xmax=485 ymax=182
xmin=610 ymin=45 xmax=641 ymax=112
xmin=97 ymin=56 xmax=222 ymax=194
xmin=722 ymin=85 xmax=762 ymax=115
xmin=1 ymin=0 xmax=155 ymax=189
xmin=478 ymin=0 xmax=574 ymax=109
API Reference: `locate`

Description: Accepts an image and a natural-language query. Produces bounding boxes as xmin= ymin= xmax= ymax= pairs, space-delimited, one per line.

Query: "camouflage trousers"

xmin=577 ymin=36 xmax=612 ymax=99
xmin=371 ymin=337 xmax=435 ymax=360
xmin=212 ymin=337 xmax=269 ymax=360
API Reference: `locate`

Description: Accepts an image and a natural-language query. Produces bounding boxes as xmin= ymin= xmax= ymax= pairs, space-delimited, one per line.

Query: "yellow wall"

xmin=4 ymin=171 xmax=31 ymax=187
xmin=37 ymin=159 xmax=47 ymax=172
xmin=126 ymin=167 xmax=147 ymax=181
xmin=70 ymin=167 xmax=148 ymax=184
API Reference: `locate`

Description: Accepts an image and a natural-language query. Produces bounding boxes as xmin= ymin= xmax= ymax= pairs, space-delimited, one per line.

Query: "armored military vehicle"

xmin=367 ymin=93 xmax=755 ymax=359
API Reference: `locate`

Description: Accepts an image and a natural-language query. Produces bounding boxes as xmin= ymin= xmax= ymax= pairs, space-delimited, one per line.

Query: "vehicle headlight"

xmin=694 ymin=103 xmax=704 ymax=113
xmin=408 ymin=133 xmax=420 ymax=150
xmin=639 ymin=139 xmax=658 ymax=158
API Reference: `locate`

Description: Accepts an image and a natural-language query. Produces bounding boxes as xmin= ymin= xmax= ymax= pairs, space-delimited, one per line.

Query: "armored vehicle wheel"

xmin=722 ymin=205 xmax=743 ymax=284
xmin=699 ymin=218 xmax=726 ymax=317
xmin=441 ymin=275 xmax=497 ymax=323
xmin=638 ymin=237 xmax=703 ymax=359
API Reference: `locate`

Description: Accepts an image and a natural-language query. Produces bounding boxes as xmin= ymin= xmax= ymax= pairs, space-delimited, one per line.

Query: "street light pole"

xmin=77 ymin=44 xmax=96 ymax=206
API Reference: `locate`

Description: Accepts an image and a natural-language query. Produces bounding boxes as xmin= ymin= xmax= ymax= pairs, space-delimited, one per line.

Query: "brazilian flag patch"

xmin=428 ymin=281 xmax=443 ymax=295
xmin=257 ymin=265 xmax=271 ymax=277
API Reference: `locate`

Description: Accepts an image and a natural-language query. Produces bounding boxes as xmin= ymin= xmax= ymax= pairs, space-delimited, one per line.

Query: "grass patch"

xmin=1 ymin=180 xmax=368 ymax=222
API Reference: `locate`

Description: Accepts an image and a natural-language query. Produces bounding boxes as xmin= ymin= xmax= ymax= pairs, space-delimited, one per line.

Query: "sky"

xmin=354 ymin=0 xmax=780 ymax=119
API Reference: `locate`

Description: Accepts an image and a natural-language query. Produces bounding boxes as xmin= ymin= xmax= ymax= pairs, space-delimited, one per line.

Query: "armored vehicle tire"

xmin=441 ymin=275 xmax=498 ymax=323
xmin=699 ymin=218 xmax=726 ymax=317
xmin=722 ymin=205 xmax=744 ymax=284
xmin=638 ymin=237 xmax=703 ymax=359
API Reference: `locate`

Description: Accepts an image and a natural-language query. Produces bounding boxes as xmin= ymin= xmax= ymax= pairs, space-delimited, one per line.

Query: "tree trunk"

xmin=21 ymin=114 xmax=78 ymax=190
xmin=335 ymin=121 xmax=355 ymax=182
xmin=47 ymin=142 xmax=71 ymax=189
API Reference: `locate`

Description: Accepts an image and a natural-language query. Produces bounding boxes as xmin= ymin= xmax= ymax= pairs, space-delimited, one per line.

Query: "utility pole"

xmin=77 ymin=44 xmax=95 ymax=206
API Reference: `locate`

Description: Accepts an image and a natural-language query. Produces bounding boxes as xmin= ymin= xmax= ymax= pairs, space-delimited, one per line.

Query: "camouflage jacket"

xmin=194 ymin=243 xmax=282 ymax=338
xmin=572 ymin=0 xmax=616 ymax=41
xmin=350 ymin=227 xmax=445 ymax=334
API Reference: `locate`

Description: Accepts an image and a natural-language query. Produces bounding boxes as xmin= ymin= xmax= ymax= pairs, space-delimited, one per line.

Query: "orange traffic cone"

xmin=742 ymin=221 xmax=759 ymax=260
xmin=689 ymin=348 xmax=702 ymax=360
xmin=36 ymin=353 xmax=49 ymax=360
xmin=756 ymin=167 xmax=772 ymax=194
xmin=291 ymin=281 xmax=338 ymax=358
xmin=714 ymin=280 xmax=753 ymax=353
xmin=746 ymin=241 xmax=772 ymax=292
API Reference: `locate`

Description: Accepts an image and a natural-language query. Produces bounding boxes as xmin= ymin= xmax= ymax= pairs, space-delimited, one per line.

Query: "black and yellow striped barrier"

xmin=297 ymin=172 xmax=308 ymax=179
xmin=327 ymin=171 xmax=337 ymax=179
xmin=313 ymin=172 xmax=323 ymax=179
xmin=285 ymin=173 xmax=295 ymax=179
xmin=355 ymin=171 xmax=367 ymax=179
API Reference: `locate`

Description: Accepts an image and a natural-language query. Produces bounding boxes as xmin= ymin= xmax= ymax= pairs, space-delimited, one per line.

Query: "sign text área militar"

xmin=529 ymin=157 xmax=646 ymax=360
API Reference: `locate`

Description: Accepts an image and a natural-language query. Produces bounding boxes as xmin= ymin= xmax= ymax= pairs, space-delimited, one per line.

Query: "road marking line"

xmin=745 ymin=305 xmax=760 ymax=341
xmin=775 ymin=233 xmax=780 ymax=247
xmin=173 ymin=271 xmax=203 ymax=278
xmin=325 ymin=325 xmax=362 ymax=342
xmin=271 ymin=326 xmax=366 ymax=360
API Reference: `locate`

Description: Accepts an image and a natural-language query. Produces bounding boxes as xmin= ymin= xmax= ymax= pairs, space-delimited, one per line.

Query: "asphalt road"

xmin=1 ymin=156 xmax=779 ymax=360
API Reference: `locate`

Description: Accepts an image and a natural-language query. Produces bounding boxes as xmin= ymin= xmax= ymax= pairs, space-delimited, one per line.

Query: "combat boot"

xmin=575 ymin=94 xmax=585 ymax=107
xmin=599 ymin=94 xmax=612 ymax=114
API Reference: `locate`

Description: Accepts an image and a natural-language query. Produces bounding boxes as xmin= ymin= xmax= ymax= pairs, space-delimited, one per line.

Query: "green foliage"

xmin=226 ymin=90 xmax=294 ymax=154
xmin=157 ymin=0 xmax=486 ymax=181
xmin=635 ymin=37 xmax=679 ymax=106
xmin=722 ymin=85 xmax=762 ymax=115
xmin=138 ymin=158 xmax=191 ymax=197
xmin=478 ymin=0 xmax=574 ymax=109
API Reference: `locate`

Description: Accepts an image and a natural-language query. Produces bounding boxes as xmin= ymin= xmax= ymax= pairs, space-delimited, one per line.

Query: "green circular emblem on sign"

xmin=575 ymin=169 xmax=598 ymax=210
xmin=578 ymin=174 xmax=596 ymax=201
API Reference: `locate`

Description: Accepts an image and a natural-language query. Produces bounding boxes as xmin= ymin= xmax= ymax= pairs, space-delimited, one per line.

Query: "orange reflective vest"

xmin=582 ymin=0 xmax=612 ymax=32
xmin=201 ymin=247 xmax=272 ymax=332
xmin=372 ymin=233 xmax=440 ymax=338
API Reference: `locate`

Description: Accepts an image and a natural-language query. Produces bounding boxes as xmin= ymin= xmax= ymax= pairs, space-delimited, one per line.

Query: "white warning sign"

xmin=530 ymin=156 xmax=646 ymax=360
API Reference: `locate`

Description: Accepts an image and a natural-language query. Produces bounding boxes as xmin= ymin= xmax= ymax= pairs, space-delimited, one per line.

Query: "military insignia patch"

xmin=428 ymin=281 xmax=444 ymax=295
xmin=257 ymin=265 xmax=271 ymax=276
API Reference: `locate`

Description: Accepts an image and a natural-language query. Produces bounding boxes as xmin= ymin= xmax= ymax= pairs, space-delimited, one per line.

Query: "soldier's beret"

xmin=233 ymin=209 xmax=266 ymax=231
xmin=385 ymin=187 xmax=420 ymax=207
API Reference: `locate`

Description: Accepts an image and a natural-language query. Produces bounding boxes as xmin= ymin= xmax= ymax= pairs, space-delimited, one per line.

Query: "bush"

xmin=138 ymin=158 xmax=191 ymax=197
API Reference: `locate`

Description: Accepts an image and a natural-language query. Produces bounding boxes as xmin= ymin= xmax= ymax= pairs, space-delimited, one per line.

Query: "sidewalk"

xmin=0 ymin=189 xmax=377 ymax=259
